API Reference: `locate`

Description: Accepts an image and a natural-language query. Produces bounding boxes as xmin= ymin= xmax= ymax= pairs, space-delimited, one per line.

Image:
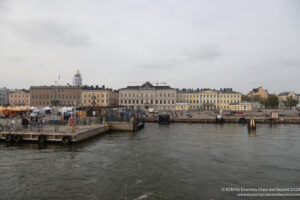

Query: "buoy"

xmin=248 ymin=119 xmax=256 ymax=130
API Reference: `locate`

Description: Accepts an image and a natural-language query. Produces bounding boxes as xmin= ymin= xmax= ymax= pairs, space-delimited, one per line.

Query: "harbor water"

xmin=1 ymin=123 xmax=300 ymax=199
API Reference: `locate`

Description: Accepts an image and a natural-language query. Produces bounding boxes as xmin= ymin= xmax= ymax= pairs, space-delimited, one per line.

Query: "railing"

xmin=0 ymin=113 xmax=145 ymax=133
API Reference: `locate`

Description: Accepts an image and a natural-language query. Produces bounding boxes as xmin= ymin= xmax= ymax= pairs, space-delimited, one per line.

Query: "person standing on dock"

xmin=22 ymin=117 xmax=29 ymax=129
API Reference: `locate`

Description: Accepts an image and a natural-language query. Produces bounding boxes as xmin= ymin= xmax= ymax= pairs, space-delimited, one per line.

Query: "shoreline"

xmin=144 ymin=117 xmax=300 ymax=124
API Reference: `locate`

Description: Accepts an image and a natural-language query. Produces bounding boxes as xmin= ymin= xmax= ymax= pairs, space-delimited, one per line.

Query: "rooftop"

xmin=176 ymin=88 xmax=240 ymax=94
xmin=82 ymin=85 xmax=117 ymax=92
xmin=277 ymin=91 xmax=297 ymax=96
xmin=120 ymin=81 xmax=175 ymax=91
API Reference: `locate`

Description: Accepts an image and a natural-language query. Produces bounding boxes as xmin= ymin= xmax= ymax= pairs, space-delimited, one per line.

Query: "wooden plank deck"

xmin=0 ymin=124 xmax=108 ymax=143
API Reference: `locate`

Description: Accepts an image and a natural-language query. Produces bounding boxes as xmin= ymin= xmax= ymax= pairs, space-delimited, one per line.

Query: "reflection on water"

xmin=1 ymin=123 xmax=300 ymax=200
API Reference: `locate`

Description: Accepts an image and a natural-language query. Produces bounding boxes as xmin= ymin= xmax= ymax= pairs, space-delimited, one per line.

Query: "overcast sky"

xmin=0 ymin=0 xmax=299 ymax=94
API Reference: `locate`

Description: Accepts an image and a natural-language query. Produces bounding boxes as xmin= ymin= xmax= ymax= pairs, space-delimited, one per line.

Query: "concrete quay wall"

xmin=144 ymin=117 xmax=300 ymax=124
xmin=75 ymin=125 xmax=108 ymax=142
xmin=109 ymin=122 xmax=135 ymax=131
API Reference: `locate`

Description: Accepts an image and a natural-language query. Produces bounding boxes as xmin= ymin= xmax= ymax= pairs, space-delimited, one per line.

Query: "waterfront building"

xmin=176 ymin=88 xmax=242 ymax=111
xmin=176 ymin=89 xmax=200 ymax=110
xmin=119 ymin=82 xmax=176 ymax=111
xmin=9 ymin=89 xmax=30 ymax=106
xmin=73 ymin=70 xmax=82 ymax=86
xmin=30 ymin=85 xmax=82 ymax=107
xmin=199 ymin=89 xmax=219 ymax=110
xmin=248 ymin=87 xmax=269 ymax=99
xmin=175 ymin=103 xmax=189 ymax=111
xmin=277 ymin=91 xmax=298 ymax=108
xmin=218 ymin=88 xmax=242 ymax=110
xmin=81 ymin=85 xmax=119 ymax=107
xmin=0 ymin=87 xmax=10 ymax=106
xmin=228 ymin=102 xmax=252 ymax=111
xmin=251 ymin=102 xmax=265 ymax=109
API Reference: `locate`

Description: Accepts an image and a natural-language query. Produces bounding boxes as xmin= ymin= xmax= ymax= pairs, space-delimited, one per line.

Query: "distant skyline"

xmin=0 ymin=0 xmax=300 ymax=94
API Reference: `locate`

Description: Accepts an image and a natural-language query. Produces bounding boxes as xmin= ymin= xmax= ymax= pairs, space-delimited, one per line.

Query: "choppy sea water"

xmin=1 ymin=123 xmax=300 ymax=200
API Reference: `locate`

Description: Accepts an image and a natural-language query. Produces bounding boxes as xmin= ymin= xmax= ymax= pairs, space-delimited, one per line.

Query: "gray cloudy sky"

xmin=0 ymin=0 xmax=300 ymax=94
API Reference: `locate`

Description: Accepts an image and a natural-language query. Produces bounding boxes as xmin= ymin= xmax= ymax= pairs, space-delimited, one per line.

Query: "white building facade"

xmin=119 ymin=82 xmax=176 ymax=111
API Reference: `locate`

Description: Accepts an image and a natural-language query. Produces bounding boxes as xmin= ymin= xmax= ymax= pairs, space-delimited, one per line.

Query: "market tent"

xmin=5 ymin=106 xmax=13 ymax=111
xmin=24 ymin=106 xmax=34 ymax=111
xmin=43 ymin=107 xmax=53 ymax=111
xmin=29 ymin=106 xmax=37 ymax=110
xmin=59 ymin=107 xmax=74 ymax=114
xmin=13 ymin=106 xmax=23 ymax=111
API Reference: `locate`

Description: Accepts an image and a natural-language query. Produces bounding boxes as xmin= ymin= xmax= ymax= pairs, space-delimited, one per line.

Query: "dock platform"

xmin=0 ymin=124 xmax=108 ymax=144
xmin=0 ymin=121 xmax=144 ymax=144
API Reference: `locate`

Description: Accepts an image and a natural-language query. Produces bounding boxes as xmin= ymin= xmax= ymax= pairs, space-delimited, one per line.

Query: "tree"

xmin=243 ymin=94 xmax=264 ymax=103
xmin=265 ymin=95 xmax=279 ymax=108
xmin=259 ymin=98 xmax=266 ymax=107
xmin=253 ymin=95 xmax=262 ymax=102
xmin=242 ymin=95 xmax=252 ymax=102
xmin=284 ymin=96 xmax=298 ymax=109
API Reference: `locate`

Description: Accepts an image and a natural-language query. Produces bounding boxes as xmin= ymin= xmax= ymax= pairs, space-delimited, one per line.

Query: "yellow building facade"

xmin=176 ymin=88 xmax=242 ymax=111
xmin=218 ymin=88 xmax=242 ymax=110
xmin=175 ymin=103 xmax=189 ymax=111
xmin=199 ymin=89 xmax=218 ymax=110
xmin=176 ymin=89 xmax=200 ymax=110
xmin=81 ymin=87 xmax=119 ymax=107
